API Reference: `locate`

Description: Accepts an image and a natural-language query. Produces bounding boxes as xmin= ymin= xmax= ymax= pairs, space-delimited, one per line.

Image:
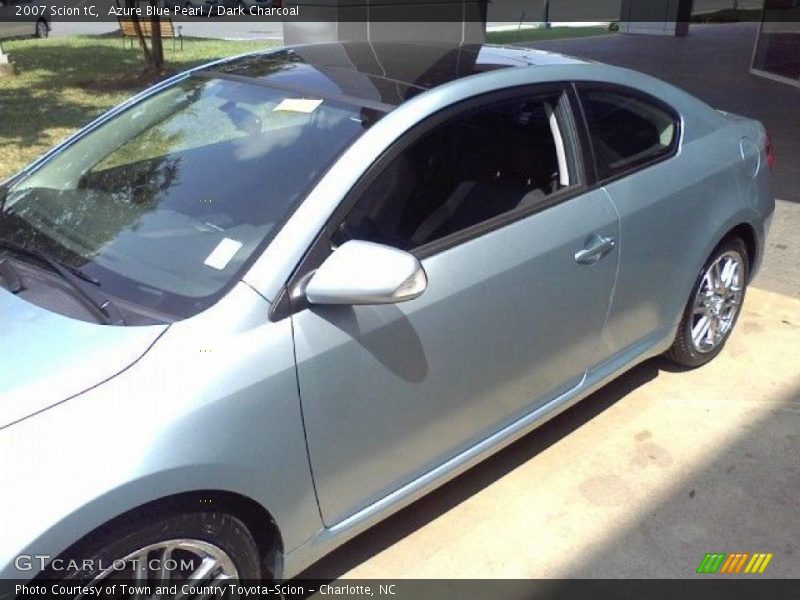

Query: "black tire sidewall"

xmin=41 ymin=511 xmax=261 ymax=583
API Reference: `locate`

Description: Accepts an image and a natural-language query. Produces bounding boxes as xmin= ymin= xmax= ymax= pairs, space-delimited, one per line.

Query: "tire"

xmin=35 ymin=19 xmax=48 ymax=39
xmin=664 ymin=237 xmax=749 ymax=368
xmin=40 ymin=510 xmax=261 ymax=587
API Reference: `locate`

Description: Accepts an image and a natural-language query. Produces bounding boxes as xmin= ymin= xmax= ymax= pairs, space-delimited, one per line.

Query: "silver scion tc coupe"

xmin=0 ymin=42 xmax=774 ymax=587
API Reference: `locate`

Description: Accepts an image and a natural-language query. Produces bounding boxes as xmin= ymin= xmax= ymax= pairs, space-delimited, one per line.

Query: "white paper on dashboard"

xmin=273 ymin=98 xmax=323 ymax=113
xmin=204 ymin=238 xmax=243 ymax=270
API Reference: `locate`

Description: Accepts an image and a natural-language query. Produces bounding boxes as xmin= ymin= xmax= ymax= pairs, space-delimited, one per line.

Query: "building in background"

xmin=285 ymin=0 xmax=798 ymax=87
xmin=752 ymin=2 xmax=800 ymax=87
xmin=284 ymin=1 xmax=488 ymax=45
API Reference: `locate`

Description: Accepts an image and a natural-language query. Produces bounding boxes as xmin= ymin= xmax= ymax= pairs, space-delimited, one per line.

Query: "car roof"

xmin=199 ymin=41 xmax=588 ymax=109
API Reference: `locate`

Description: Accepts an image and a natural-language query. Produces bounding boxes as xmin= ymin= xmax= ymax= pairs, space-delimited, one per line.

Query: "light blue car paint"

xmin=0 ymin=42 xmax=773 ymax=581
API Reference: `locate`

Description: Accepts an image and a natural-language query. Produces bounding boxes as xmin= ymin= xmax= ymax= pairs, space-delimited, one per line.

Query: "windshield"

xmin=0 ymin=76 xmax=372 ymax=320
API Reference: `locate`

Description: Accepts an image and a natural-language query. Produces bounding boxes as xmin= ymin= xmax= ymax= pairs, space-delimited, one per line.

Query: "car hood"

xmin=0 ymin=290 xmax=167 ymax=429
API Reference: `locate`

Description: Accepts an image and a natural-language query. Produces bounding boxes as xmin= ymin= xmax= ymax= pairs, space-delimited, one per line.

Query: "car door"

xmin=575 ymin=84 xmax=688 ymax=356
xmin=291 ymin=85 xmax=620 ymax=525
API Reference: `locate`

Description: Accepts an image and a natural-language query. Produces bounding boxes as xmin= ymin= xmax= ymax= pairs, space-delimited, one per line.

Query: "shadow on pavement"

xmin=550 ymin=377 xmax=800 ymax=578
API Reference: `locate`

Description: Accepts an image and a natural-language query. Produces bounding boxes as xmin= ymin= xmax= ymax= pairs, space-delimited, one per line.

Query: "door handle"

xmin=574 ymin=235 xmax=616 ymax=265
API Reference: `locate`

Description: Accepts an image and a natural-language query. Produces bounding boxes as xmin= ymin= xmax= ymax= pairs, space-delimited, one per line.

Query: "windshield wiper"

xmin=0 ymin=257 xmax=24 ymax=293
xmin=0 ymin=239 xmax=101 ymax=285
xmin=0 ymin=240 xmax=125 ymax=325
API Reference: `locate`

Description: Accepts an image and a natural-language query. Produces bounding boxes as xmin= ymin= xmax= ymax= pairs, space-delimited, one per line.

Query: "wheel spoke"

xmin=708 ymin=316 xmax=720 ymax=344
xmin=194 ymin=573 xmax=234 ymax=600
xmin=729 ymin=261 xmax=740 ymax=287
xmin=690 ymin=250 xmax=745 ymax=354
xmin=693 ymin=316 xmax=711 ymax=347
xmin=720 ymin=258 xmax=736 ymax=287
xmin=82 ymin=539 xmax=238 ymax=600
xmin=711 ymin=261 xmax=723 ymax=289
xmin=188 ymin=556 xmax=220 ymax=582
xmin=156 ymin=545 xmax=173 ymax=591
xmin=175 ymin=557 xmax=220 ymax=600
xmin=702 ymin=270 xmax=714 ymax=293
xmin=133 ymin=550 xmax=149 ymax=600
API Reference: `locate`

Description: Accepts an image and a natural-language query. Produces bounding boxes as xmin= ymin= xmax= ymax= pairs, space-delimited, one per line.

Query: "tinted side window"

xmin=579 ymin=87 xmax=678 ymax=181
xmin=333 ymin=91 xmax=575 ymax=252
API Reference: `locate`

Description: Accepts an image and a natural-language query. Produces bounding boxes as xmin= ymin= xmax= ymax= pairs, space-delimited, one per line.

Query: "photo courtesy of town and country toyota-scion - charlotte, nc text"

xmin=16 ymin=583 xmax=394 ymax=597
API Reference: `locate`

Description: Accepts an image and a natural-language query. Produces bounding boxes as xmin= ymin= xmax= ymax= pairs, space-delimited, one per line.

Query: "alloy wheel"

xmin=78 ymin=539 xmax=238 ymax=598
xmin=690 ymin=250 xmax=745 ymax=353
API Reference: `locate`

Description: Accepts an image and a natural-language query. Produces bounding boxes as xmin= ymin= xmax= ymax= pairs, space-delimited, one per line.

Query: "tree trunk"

xmin=125 ymin=0 xmax=153 ymax=68
xmin=122 ymin=0 xmax=164 ymax=72
xmin=149 ymin=0 xmax=164 ymax=71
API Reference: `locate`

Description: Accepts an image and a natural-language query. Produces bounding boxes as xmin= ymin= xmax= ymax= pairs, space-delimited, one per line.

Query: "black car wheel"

xmin=35 ymin=19 xmax=49 ymax=38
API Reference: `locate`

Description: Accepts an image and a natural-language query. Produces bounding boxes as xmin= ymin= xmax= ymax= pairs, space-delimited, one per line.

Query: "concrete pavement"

xmin=755 ymin=199 xmax=800 ymax=300
xmin=302 ymin=287 xmax=800 ymax=579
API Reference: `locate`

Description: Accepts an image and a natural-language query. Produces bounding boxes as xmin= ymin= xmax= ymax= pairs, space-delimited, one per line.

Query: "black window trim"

xmin=270 ymin=82 xmax=594 ymax=321
xmin=572 ymin=81 xmax=683 ymax=188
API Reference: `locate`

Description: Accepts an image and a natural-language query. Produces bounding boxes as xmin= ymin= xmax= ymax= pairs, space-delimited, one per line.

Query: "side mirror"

xmin=306 ymin=240 xmax=427 ymax=305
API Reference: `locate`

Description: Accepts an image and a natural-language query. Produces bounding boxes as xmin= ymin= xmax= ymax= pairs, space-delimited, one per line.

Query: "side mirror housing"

xmin=305 ymin=240 xmax=427 ymax=305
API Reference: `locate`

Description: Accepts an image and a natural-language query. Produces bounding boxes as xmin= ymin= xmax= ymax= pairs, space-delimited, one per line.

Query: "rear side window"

xmin=578 ymin=86 xmax=678 ymax=181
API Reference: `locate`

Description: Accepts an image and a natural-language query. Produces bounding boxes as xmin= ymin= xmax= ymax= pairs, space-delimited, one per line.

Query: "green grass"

xmin=690 ymin=8 xmax=763 ymax=23
xmin=0 ymin=35 xmax=274 ymax=180
xmin=486 ymin=25 xmax=610 ymax=45
xmin=0 ymin=29 xmax=611 ymax=181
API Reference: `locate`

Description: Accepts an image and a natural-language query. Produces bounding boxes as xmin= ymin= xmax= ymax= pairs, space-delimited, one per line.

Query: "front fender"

xmin=1 ymin=464 xmax=275 ymax=579
xmin=0 ymin=283 xmax=321 ymax=580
